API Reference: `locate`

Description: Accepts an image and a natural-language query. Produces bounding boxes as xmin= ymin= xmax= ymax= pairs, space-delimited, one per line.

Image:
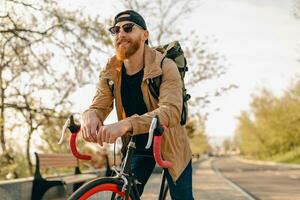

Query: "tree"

xmin=185 ymin=116 xmax=212 ymax=154
xmin=234 ymin=111 xmax=268 ymax=158
xmin=235 ymin=82 xmax=300 ymax=161
xmin=293 ymin=0 xmax=300 ymax=19
xmin=223 ymin=138 xmax=234 ymax=152
xmin=0 ymin=0 xmax=111 ymax=177
xmin=293 ymin=0 xmax=300 ymax=63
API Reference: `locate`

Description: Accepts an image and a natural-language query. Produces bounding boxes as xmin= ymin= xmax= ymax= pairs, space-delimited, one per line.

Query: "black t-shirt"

xmin=121 ymin=65 xmax=152 ymax=155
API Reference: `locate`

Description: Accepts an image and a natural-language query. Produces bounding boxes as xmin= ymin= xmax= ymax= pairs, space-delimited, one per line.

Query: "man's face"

xmin=112 ymin=21 xmax=148 ymax=61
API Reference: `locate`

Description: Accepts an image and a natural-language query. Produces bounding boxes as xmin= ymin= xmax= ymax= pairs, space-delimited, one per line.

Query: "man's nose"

xmin=117 ymin=28 xmax=127 ymax=37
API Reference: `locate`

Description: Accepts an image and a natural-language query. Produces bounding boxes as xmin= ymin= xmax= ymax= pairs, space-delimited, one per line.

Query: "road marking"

xmin=211 ymin=159 xmax=258 ymax=200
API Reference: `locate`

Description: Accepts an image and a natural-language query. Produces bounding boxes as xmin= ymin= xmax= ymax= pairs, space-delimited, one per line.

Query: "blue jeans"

xmin=131 ymin=155 xmax=194 ymax=200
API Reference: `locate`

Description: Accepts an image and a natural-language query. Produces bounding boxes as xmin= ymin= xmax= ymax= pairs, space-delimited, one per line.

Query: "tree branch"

xmin=6 ymin=0 xmax=42 ymax=11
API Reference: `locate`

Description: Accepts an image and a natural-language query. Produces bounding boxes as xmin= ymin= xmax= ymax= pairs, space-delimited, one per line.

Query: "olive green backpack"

xmin=150 ymin=41 xmax=190 ymax=125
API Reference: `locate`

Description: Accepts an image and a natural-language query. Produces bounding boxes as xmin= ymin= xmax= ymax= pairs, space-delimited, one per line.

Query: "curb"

xmin=236 ymin=156 xmax=300 ymax=169
xmin=211 ymin=159 xmax=258 ymax=200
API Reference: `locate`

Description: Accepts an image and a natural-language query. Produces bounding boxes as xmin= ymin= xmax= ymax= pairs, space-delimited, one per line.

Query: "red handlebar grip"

xmin=70 ymin=134 xmax=91 ymax=160
xmin=153 ymin=136 xmax=173 ymax=168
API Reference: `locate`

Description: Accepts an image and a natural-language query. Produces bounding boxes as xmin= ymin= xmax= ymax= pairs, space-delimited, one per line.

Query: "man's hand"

xmin=96 ymin=120 xmax=132 ymax=146
xmin=81 ymin=110 xmax=102 ymax=143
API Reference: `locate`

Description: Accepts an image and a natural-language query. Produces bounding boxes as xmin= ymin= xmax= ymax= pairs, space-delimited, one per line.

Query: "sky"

xmin=190 ymin=0 xmax=300 ymax=145
xmin=60 ymin=0 xmax=300 ymax=146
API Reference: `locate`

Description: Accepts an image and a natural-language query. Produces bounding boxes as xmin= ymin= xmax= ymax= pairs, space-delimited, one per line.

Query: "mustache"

xmin=116 ymin=37 xmax=131 ymax=46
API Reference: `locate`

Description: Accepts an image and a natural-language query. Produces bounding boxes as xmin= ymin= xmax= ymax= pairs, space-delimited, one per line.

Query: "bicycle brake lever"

xmin=58 ymin=117 xmax=70 ymax=145
xmin=146 ymin=117 xmax=157 ymax=149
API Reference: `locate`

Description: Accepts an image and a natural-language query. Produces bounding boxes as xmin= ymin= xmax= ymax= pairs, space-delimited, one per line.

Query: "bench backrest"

xmin=35 ymin=153 xmax=78 ymax=170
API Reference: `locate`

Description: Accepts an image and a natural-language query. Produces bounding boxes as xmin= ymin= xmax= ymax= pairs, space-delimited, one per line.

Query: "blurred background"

xmin=0 ymin=0 xmax=300 ymax=199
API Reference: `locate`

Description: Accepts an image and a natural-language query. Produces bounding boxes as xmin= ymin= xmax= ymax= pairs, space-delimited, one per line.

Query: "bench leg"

xmin=73 ymin=182 xmax=84 ymax=192
xmin=31 ymin=179 xmax=63 ymax=200
xmin=73 ymin=166 xmax=84 ymax=192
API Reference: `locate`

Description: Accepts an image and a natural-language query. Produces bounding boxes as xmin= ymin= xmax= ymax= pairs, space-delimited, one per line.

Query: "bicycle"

xmin=59 ymin=114 xmax=172 ymax=200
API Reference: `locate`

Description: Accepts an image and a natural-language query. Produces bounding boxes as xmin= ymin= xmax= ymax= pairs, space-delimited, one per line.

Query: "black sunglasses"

xmin=109 ymin=23 xmax=140 ymax=35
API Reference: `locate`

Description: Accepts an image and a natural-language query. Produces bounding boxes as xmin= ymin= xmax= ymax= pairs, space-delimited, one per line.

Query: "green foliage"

xmin=189 ymin=134 xmax=212 ymax=154
xmin=271 ymin=146 xmax=300 ymax=164
xmin=0 ymin=145 xmax=29 ymax=179
xmin=37 ymin=116 xmax=71 ymax=154
xmin=223 ymin=138 xmax=234 ymax=152
xmin=186 ymin=117 xmax=212 ymax=154
xmin=235 ymin=80 xmax=300 ymax=162
xmin=37 ymin=115 xmax=91 ymax=155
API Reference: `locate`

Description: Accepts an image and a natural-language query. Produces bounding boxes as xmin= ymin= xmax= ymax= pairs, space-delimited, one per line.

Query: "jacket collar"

xmin=103 ymin=45 xmax=164 ymax=81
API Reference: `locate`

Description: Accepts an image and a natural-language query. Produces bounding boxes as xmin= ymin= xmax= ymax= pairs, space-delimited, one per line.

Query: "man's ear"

xmin=143 ymin=30 xmax=149 ymax=43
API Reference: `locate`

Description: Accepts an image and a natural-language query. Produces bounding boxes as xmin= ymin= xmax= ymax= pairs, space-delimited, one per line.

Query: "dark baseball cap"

xmin=113 ymin=10 xmax=147 ymax=30
xmin=113 ymin=10 xmax=149 ymax=44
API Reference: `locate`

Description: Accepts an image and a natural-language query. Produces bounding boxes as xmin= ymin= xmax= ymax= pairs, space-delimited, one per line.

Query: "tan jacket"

xmin=87 ymin=45 xmax=192 ymax=182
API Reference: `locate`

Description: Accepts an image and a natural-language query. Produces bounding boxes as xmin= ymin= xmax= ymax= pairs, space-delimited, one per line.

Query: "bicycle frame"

xmin=60 ymin=114 xmax=171 ymax=200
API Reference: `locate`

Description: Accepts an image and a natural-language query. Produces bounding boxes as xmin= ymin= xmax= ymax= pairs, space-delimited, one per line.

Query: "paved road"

xmin=143 ymin=158 xmax=250 ymax=200
xmin=143 ymin=157 xmax=300 ymax=200
xmin=213 ymin=157 xmax=300 ymax=200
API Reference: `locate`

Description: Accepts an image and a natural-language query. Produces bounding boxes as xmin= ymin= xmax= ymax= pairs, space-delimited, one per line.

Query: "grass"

xmin=240 ymin=146 xmax=300 ymax=164
xmin=270 ymin=147 xmax=300 ymax=164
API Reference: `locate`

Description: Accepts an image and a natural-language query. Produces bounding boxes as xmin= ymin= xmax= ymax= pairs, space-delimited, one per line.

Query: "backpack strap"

xmin=148 ymin=56 xmax=166 ymax=100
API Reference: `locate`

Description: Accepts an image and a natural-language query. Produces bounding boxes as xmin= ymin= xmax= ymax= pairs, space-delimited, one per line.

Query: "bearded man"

xmin=81 ymin=10 xmax=194 ymax=199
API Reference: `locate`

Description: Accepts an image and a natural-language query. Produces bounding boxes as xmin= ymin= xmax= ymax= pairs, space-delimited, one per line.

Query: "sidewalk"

xmin=143 ymin=158 xmax=250 ymax=200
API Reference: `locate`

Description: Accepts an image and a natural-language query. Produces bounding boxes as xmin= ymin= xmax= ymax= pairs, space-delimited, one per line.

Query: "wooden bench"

xmin=31 ymin=152 xmax=98 ymax=200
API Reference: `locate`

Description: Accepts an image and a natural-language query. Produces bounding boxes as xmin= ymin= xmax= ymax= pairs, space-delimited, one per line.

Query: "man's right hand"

xmin=81 ymin=110 xmax=102 ymax=143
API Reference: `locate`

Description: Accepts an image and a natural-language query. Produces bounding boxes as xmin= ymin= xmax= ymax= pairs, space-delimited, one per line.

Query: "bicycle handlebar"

xmin=147 ymin=115 xmax=173 ymax=168
xmin=59 ymin=114 xmax=173 ymax=168
xmin=70 ymin=133 xmax=91 ymax=160
xmin=58 ymin=115 xmax=91 ymax=160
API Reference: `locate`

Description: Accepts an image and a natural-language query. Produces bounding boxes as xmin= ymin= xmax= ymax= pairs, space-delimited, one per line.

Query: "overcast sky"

xmin=188 ymin=0 xmax=300 ymax=145
xmin=63 ymin=0 xmax=300 ymax=145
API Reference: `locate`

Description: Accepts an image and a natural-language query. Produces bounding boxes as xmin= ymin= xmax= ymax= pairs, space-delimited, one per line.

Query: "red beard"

xmin=115 ymin=36 xmax=141 ymax=61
